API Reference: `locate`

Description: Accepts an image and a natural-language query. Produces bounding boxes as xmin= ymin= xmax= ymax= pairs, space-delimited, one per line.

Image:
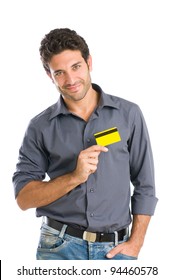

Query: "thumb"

xmin=106 ymin=245 xmax=121 ymax=259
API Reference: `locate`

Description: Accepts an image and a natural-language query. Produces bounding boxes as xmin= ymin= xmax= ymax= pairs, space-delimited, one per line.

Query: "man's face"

xmin=48 ymin=50 xmax=92 ymax=102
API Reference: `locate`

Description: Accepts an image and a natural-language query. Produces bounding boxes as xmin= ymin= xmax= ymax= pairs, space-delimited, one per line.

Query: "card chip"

xmin=94 ymin=127 xmax=121 ymax=146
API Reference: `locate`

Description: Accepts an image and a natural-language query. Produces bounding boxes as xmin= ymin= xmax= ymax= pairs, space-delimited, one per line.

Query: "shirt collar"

xmin=49 ymin=96 xmax=70 ymax=120
xmin=92 ymin=83 xmax=120 ymax=110
xmin=49 ymin=83 xmax=120 ymax=120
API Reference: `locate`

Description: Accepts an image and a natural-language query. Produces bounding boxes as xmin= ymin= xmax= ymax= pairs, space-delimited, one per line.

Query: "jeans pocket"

xmin=37 ymin=224 xmax=67 ymax=253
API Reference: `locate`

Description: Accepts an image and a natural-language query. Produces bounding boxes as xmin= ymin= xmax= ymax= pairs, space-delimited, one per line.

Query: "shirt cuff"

xmin=131 ymin=195 xmax=158 ymax=215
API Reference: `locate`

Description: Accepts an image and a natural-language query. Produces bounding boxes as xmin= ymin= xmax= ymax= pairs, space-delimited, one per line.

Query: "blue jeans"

xmin=36 ymin=222 xmax=137 ymax=260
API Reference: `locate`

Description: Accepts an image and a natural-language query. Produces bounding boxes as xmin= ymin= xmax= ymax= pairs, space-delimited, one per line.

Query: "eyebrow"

xmin=53 ymin=61 xmax=82 ymax=75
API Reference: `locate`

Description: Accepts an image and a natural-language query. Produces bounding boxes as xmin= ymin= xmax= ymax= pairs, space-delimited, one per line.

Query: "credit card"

xmin=94 ymin=127 xmax=121 ymax=146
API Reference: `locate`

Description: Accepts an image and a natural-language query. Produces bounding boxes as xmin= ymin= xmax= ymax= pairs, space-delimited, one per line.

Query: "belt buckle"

xmin=83 ymin=231 xmax=97 ymax=242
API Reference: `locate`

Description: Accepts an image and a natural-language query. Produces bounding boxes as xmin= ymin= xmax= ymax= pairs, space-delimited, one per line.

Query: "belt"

xmin=44 ymin=217 xmax=127 ymax=243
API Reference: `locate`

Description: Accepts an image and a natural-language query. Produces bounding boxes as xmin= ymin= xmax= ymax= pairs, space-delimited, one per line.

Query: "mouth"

xmin=65 ymin=82 xmax=81 ymax=92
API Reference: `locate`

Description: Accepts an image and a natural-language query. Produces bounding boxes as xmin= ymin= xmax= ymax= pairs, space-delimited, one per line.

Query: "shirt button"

xmin=90 ymin=188 xmax=94 ymax=193
xmin=87 ymin=138 xmax=91 ymax=143
xmin=90 ymin=213 xmax=94 ymax=217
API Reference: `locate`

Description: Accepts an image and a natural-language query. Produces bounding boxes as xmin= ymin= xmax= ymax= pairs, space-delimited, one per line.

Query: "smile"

xmin=65 ymin=83 xmax=81 ymax=91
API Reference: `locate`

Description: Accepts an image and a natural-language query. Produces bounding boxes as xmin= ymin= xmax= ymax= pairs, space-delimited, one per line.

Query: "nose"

xmin=65 ymin=72 xmax=75 ymax=85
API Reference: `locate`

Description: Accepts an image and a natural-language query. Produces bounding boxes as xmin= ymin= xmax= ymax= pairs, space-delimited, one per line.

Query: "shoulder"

xmin=94 ymin=83 xmax=141 ymax=114
xmin=106 ymin=92 xmax=141 ymax=114
xmin=26 ymin=102 xmax=58 ymax=134
xmin=103 ymin=92 xmax=144 ymax=128
xmin=31 ymin=102 xmax=58 ymax=124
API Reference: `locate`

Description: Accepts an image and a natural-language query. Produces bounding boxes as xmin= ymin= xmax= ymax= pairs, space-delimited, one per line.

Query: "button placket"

xmin=83 ymin=119 xmax=97 ymax=148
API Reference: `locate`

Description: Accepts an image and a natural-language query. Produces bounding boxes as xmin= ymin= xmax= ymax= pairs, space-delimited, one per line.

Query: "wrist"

xmin=128 ymin=235 xmax=144 ymax=250
xmin=70 ymin=170 xmax=83 ymax=186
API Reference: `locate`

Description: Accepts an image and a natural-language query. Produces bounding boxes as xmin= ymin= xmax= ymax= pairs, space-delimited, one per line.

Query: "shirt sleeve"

xmin=129 ymin=105 xmax=158 ymax=215
xmin=12 ymin=120 xmax=48 ymax=198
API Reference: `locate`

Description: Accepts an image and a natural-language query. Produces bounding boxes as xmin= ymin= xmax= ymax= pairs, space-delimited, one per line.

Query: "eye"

xmin=55 ymin=70 xmax=64 ymax=77
xmin=72 ymin=64 xmax=81 ymax=71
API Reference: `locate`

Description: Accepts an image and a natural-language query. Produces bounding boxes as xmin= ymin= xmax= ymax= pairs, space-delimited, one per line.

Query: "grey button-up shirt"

xmin=13 ymin=84 xmax=158 ymax=233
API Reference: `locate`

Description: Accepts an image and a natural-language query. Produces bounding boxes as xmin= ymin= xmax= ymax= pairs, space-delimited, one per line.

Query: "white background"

xmin=0 ymin=0 xmax=173 ymax=279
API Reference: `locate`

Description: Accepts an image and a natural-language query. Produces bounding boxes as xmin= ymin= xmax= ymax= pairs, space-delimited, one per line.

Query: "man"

xmin=13 ymin=28 xmax=158 ymax=260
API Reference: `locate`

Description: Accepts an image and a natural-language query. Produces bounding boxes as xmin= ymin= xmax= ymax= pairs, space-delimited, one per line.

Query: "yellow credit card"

xmin=94 ymin=127 xmax=121 ymax=146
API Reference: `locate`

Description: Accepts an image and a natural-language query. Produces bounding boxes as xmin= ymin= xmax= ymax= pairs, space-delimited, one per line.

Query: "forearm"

xmin=16 ymin=145 xmax=108 ymax=211
xmin=129 ymin=214 xmax=151 ymax=250
xmin=106 ymin=214 xmax=151 ymax=258
xmin=16 ymin=171 xmax=81 ymax=211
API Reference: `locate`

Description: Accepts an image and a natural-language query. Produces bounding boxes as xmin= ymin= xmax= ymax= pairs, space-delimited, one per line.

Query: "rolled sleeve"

xmin=129 ymin=105 xmax=158 ymax=215
xmin=131 ymin=195 xmax=158 ymax=215
xmin=12 ymin=120 xmax=48 ymax=198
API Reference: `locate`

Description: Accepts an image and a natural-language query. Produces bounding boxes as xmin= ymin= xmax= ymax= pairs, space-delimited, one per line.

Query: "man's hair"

xmin=39 ymin=28 xmax=90 ymax=73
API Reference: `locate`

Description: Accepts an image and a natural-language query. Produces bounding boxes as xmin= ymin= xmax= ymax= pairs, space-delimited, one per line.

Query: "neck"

xmin=63 ymin=86 xmax=99 ymax=121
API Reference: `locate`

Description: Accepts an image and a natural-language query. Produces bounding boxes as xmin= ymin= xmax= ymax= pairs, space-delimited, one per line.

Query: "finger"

xmin=87 ymin=152 xmax=101 ymax=158
xmin=85 ymin=164 xmax=97 ymax=174
xmin=85 ymin=145 xmax=109 ymax=153
xmin=87 ymin=157 xmax=98 ymax=165
xmin=106 ymin=244 xmax=122 ymax=259
xmin=78 ymin=152 xmax=100 ymax=164
xmin=82 ymin=149 xmax=108 ymax=159
xmin=81 ymin=151 xmax=99 ymax=158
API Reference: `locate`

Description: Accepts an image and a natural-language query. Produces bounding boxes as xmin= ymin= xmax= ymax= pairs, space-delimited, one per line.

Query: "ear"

xmin=87 ymin=55 xmax=93 ymax=71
